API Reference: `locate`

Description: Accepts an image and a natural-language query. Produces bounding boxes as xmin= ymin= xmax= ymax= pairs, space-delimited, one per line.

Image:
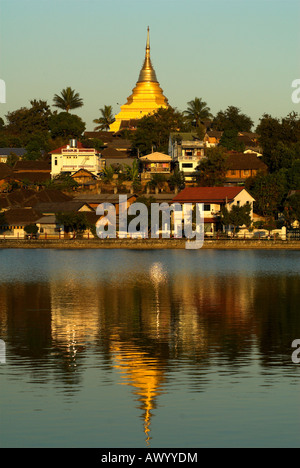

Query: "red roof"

xmin=50 ymin=141 xmax=85 ymax=154
xmin=173 ymin=187 xmax=244 ymax=203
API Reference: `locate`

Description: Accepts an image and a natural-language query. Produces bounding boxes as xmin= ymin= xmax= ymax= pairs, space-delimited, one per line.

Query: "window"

xmin=204 ymin=204 xmax=211 ymax=212
xmin=55 ymin=158 xmax=58 ymax=166
xmin=182 ymin=163 xmax=193 ymax=168
xmin=231 ymin=170 xmax=236 ymax=175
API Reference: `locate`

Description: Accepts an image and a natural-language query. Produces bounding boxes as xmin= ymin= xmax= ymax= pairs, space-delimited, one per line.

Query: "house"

xmin=71 ymin=169 xmax=97 ymax=189
xmin=225 ymin=152 xmax=268 ymax=185
xmin=100 ymin=148 xmax=135 ymax=171
xmin=0 ymin=163 xmax=14 ymax=190
xmin=0 ymin=188 xmax=73 ymax=211
xmin=13 ymin=160 xmax=51 ymax=185
xmin=0 ymin=148 xmax=26 ymax=163
xmin=139 ymin=152 xmax=172 ymax=180
xmin=0 ymin=207 xmax=42 ymax=238
xmin=36 ymin=211 xmax=107 ymax=239
xmin=203 ymin=131 xmax=223 ymax=147
xmin=169 ymin=133 xmax=206 ymax=181
xmin=33 ymin=200 xmax=94 ymax=216
xmin=50 ymin=139 xmax=102 ymax=178
xmin=73 ymin=193 xmax=137 ymax=214
xmin=173 ymin=186 xmax=255 ymax=234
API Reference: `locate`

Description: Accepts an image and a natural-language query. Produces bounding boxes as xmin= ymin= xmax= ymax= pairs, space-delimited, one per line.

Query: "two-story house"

xmin=169 ymin=133 xmax=206 ymax=181
xmin=50 ymin=140 xmax=103 ymax=178
xmin=173 ymin=186 xmax=255 ymax=234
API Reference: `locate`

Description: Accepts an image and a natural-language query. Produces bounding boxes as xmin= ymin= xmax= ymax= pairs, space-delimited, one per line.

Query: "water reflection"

xmin=1 ymin=250 xmax=300 ymax=446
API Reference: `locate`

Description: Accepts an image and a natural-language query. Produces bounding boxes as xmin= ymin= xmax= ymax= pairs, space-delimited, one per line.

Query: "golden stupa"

xmin=109 ymin=27 xmax=169 ymax=132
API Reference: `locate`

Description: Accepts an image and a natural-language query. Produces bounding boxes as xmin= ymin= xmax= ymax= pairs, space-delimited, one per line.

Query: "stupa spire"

xmin=109 ymin=27 xmax=169 ymax=132
xmin=138 ymin=27 xmax=158 ymax=83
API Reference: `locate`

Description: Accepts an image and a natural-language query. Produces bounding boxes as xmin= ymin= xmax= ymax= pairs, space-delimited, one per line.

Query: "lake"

xmin=0 ymin=249 xmax=299 ymax=448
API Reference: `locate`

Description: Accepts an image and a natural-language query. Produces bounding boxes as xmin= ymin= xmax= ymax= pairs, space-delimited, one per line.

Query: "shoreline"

xmin=1 ymin=238 xmax=300 ymax=250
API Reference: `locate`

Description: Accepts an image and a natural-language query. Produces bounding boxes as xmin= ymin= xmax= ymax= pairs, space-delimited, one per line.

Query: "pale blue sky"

xmin=0 ymin=0 xmax=299 ymax=130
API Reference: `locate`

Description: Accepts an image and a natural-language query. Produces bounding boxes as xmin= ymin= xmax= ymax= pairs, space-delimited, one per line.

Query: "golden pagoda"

xmin=109 ymin=27 xmax=169 ymax=132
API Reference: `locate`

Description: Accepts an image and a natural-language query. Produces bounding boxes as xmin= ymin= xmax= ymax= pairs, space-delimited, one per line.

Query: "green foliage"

xmin=5 ymin=100 xmax=52 ymax=144
xmin=0 ymin=211 xmax=6 ymax=226
xmin=183 ymin=97 xmax=213 ymax=129
xmin=23 ymin=135 xmax=51 ymax=161
xmin=220 ymin=204 xmax=252 ymax=235
xmin=257 ymin=113 xmax=300 ymax=171
xmin=49 ymin=112 xmax=86 ymax=139
xmin=55 ymin=212 xmax=89 ymax=237
xmin=147 ymin=173 xmax=167 ymax=190
xmin=245 ymin=171 xmax=287 ymax=217
xmin=24 ymin=224 xmax=38 ymax=235
xmin=6 ymin=152 xmax=20 ymax=167
xmin=53 ymin=87 xmax=83 ymax=113
xmin=168 ymin=170 xmax=185 ymax=191
xmin=284 ymin=193 xmax=300 ymax=227
xmin=196 ymin=147 xmax=228 ymax=186
xmin=80 ymin=137 xmax=104 ymax=152
xmin=213 ymin=106 xmax=253 ymax=132
xmin=102 ymin=165 xmax=115 ymax=182
xmin=132 ymin=107 xmax=188 ymax=155
xmin=219 ymin=128 xmax=245 ymax=152
xmin=93 ymin=105 xmax=115 ymax=131
xmin=45 ymin=173 xmax=78 ymax=190
xmin=123 ymin=159 xmax=139 ymax=182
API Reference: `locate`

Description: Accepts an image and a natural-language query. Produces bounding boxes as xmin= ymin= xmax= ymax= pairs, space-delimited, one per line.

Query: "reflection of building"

xmin=110 ymin=28 xmax=169 ymax=133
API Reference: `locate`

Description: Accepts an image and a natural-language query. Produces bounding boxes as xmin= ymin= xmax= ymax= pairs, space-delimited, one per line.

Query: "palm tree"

xmin=93 ymin=105 xmax=115 ymax=131
xmin=184 ymin=97 xmax=213 ymax=128
xmin=102 ymin=164 xmax=115 ymax=183
xmin=124 ymin=159 xmax=139 ymax=182
xmin=53 ymin=87 xmax=83 ymax=113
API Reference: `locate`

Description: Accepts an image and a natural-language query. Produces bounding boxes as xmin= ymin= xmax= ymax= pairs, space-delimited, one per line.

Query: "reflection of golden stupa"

xmin=109 ymin=27 xmax=169 ymax=132
xmin=111 ymin=338 xmax=165 ymax=446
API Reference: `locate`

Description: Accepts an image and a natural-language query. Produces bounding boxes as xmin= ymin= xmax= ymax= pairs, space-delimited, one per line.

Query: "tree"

xmin=55 ymin=212 xmax=89 ymax=238
xmin=6 ymin=152 xmax=19 ymax=167
xmin=49 ymin=112 xmax=86 ymax=139
xmin=132 ymin=107 xmax=187 ymax=155
xmin=213 ymin=106 xmax=253 ymax=132
xmin=147 ymin=173 xmax=168 ymax=191
xmin=46 ymin=173 xmax=78 ymax=191
xmin=24 ymin=224 xmax=39 ymax=237
xmin=168 ymin=170 xmax=185 ymax=191
xmin=184 ymin=97 xmax=213 ymax=129
xmin=53 ymin=87 xmax=83 ymax=113
xmin=0 ymin=211 xmax=6 ymax=226
xmin=80 ymin=137 xmax=104 ymax=152
xmin=219 ymin=128 xmax=245 ymax=152
xmin=220 ymin=204 xmax=252 ymax=236
xmin=102 ymin=165 xmax=115 ymax=183
xmin=283 ymin=193 xmax=300 ymax=227
xmin=245 ymin=171 xmax=287 ymax=217
xmin=196 ymin=147 xmax=228 ymax=186
xmin=5 ymin=100 xmax=52 ymax=143
xmin=93 ymin=105 xmax=115 ymax=131
xmin=123 ymin=159 xmax=139 ymax=183
xmin=256 ymin=112 xmax=300 ymax=163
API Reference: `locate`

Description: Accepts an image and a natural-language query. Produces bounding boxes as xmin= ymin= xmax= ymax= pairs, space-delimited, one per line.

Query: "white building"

xmin=169 ymin=133 xmax=206 ymax=181
xmin=50 ymin=140 xmax=103 ymax=179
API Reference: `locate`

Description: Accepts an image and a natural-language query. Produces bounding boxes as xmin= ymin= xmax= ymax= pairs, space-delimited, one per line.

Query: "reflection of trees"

xmin=1 ymin=265 xmax=300 ymax=423
xmin=251 ymin=276 xmax=300 ymax=367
